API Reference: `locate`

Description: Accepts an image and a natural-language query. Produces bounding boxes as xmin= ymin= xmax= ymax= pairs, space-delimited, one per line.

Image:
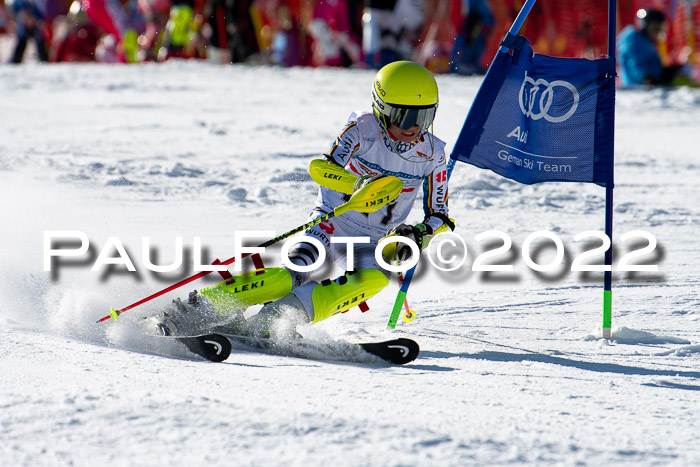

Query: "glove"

xmin=353 ymin=173 xmax=387 ymax=192
xmin=388 ymin=223 xmax=433 ymax=262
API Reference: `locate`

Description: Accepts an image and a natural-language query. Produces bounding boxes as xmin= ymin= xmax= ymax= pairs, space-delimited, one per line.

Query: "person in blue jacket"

xmin=617 ymin=9 xmax=682 ymax=85
xmin=8 ymin=0 xmax=48 ymax=63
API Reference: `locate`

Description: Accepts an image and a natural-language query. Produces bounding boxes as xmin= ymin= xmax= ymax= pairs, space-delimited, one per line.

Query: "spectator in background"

xmin=229 ymin=0 xmax=259 ymax=63
xmin=7 ymin=0 xmax=49 ymax=62
xmin=362 ymin=0 xmax=395 ymax=67
xmin=203 ymin=0 xmax=260 ymax=64
xmin=450 ymin=0 xmax=492 ymax=75
xmin=345 ymin=0 xmax=363 ymax=45
xmin=413 ymin=0 xmax=451 ymax=73
xmin=82 ymin=0 xmax=137 ymax=62
xmin=617 ymin=8 xmax=687 ymax=85
xmin=157 ymin=0 xmax=210 ymax=61
xmin=269 ymin=0 xmax=302 ymax=66
xmin=49 ymin=0 xmax=104 ymax=62
xmin=133 ymin=0 xmax=172 ymax=61
xmin=308 ymin=0 xmax=359 ymax=67
xmin=392 ymin=0 xmax=422 ymax=61
xmin=362 ymin=0 xmax=422 ymax=68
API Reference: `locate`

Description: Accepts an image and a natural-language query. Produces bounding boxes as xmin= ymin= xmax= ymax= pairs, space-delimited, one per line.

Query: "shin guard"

xmin=310 ymin=269 xmax=389 ymax=323
xmin=199 ymin=267 xmax=293 ymax=315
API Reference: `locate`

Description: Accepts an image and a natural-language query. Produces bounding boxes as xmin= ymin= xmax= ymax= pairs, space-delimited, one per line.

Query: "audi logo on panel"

xmin=518 ymin=72 xmax=580 ymax=123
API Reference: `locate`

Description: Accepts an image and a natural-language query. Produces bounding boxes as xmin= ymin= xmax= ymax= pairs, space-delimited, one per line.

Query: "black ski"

xmin=221 ymin=333 xmax=420 ymax=365
xmin=176 ymin=334 xmax=232 ymax=363
xmin=359 ymin=338 xmax=419 ymax=365
xmin=155 ymin=322 xmax=232 ymax=362
xmin=156 ymin=321 xmax=419 ymax=364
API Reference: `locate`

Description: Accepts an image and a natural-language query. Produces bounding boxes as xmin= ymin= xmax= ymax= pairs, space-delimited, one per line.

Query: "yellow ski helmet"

xmin=371 ymin=61 xmax=439 ymax=133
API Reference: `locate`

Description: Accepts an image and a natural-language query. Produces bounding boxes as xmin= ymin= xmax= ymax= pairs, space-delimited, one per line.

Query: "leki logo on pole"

xmin=518 ymin=72 xmax=579 ymax=123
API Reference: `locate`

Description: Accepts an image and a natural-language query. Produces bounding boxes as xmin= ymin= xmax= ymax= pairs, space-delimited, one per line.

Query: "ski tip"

xmin=361 ymin=338 xmax=419 ymax=365
xmin=178 ymin=334 xmax=232 ymax=363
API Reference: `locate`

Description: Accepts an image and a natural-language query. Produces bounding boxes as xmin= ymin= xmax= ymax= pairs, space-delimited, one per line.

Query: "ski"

xmin=176 ymin=334 xmax=232 ymax=363
xmin=359 ymin=338 xmax=419 ymax=365
xmin=160 ymin=327 xmax=419 ymax=365
xmin=151 ymin=306 xmax=419 ymax=365
xmin=221 ymin=333 xmax=420 ymax=365
xmin=155 ymin=322 xmax=232 ymax=362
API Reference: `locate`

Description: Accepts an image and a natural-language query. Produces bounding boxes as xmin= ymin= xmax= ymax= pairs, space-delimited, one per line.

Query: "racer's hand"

xmin=389 ymin=223 xmax=433 ymax=262
xmin=353 ymin=173 xmax=387 ymax=192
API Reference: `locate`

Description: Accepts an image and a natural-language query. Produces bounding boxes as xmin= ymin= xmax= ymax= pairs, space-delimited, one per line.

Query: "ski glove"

xmin=353 ymin=173 xmax=388 ymax=192
xmin=389 ymin=223 xmax=433 ymax=262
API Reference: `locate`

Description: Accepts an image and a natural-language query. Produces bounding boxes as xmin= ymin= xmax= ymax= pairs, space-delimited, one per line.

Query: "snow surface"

xmin=1 ymin=62 xmax=699 ymax=466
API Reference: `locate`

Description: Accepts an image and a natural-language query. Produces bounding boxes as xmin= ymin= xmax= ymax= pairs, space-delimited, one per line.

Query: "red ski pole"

xmin=97 ymin=252 xmax=262 ymax=323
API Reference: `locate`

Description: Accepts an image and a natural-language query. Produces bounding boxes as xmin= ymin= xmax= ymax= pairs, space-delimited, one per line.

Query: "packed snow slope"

xmin=1 ymin=62 xmax=699 ymax=466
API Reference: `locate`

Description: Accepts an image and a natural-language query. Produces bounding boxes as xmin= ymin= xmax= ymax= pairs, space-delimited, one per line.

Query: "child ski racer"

xmin=159 ymin=60 xmax=453 ymax=337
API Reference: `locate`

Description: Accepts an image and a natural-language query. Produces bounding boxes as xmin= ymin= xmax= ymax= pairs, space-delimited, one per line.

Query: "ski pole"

xmin=387 ymin=159 xmax=457 ymax=328
xmin=397 ymin=271 xmax=415 ymax=322
xmin=387 ymin=265 xmax=416 ymax=328
xmin=99 ymin=175 xmax=404 ymax=323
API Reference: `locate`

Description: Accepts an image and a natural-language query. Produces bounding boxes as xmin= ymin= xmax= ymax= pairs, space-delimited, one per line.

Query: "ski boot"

xmin=152 ymin=267 xmax=294 ymax=337
xmin=152 ymin=290 xmax=221 ymax=337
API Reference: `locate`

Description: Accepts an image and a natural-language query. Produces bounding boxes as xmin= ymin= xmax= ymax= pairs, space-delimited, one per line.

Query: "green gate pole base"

xmin=602 ymin=289 xmax=612 ymax=339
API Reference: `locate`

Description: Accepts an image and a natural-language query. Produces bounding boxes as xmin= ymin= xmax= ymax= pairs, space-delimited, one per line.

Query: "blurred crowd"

xmin=0 ymin=0 xmax=494 ymax=74
xmin=1 ymin=0 xmax=699 ymax=85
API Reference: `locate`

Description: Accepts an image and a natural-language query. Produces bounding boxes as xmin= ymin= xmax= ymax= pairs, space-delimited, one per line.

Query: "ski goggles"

xmin=384 ymin=103 xmax=438 ymax=131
